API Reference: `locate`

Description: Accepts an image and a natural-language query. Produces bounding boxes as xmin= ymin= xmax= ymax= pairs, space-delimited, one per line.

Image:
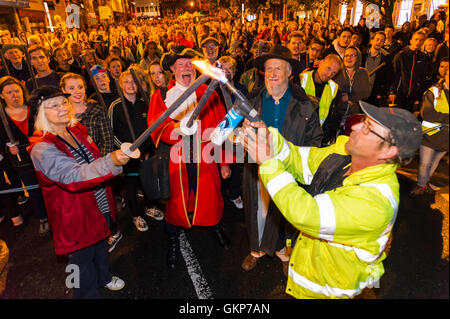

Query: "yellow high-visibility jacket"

xmin=259 ymin=128 xmax=399 ymax=299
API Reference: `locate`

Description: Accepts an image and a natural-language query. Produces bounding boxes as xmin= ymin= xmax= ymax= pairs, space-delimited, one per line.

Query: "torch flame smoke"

xmin=192 ymin=59 xmax=228 ymax=84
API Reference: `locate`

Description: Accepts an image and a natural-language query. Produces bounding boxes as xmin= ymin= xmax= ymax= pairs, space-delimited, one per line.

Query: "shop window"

xmin=397 ymin=0 xmax=414 ymax=27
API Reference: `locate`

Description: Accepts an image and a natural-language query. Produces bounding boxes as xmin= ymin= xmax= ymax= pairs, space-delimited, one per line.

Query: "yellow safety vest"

xmin=422 ymin=86 xmax=449 ymax=136
xmin=259 ymin=128 xmax=399 ymax=298
xmin=301 ymin=71 xmax=339 ymax=126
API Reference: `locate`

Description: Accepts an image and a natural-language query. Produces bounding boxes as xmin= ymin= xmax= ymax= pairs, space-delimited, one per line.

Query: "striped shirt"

xmin=68 ymin=143 xmax=110 ymax=214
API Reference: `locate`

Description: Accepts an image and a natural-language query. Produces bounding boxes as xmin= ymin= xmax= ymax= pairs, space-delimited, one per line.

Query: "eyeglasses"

xmin=44 ymin=100 xmax=69 ymax=110
xmin=344 ymin=53 xmax=357 ymax=58
xmin=360 ymin=116 xmax=394 ymax=145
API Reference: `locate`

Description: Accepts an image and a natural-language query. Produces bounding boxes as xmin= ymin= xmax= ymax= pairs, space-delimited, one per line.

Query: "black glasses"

xmin=360 ymin=116 xmax=394 ymax=145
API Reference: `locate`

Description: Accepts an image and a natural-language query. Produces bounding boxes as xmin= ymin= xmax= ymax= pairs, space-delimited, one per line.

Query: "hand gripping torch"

xmin=190 ymin=60 xmax=261 ymax=146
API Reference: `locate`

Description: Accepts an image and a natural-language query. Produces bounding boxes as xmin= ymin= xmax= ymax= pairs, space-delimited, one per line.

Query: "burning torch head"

xmin=192 ymin=59 xmax=229 ymax=84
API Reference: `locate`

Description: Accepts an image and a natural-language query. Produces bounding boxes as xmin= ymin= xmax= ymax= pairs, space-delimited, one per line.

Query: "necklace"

xmin=57 ymin=128 xmax=90 ymax=163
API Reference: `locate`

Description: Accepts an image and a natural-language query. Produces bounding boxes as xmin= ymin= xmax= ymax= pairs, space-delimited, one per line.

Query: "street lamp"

xmin=190 ymin=1 xmax=194 ymax=7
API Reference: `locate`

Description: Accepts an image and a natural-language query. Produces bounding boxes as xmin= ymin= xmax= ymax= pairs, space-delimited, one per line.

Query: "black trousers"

xmin=221 ymin=163 xmax=242 ymax=200
xmin=68 ymin=213 xmax=112 ymax=299
xmin=18 ymin=169 xmax=47 ymax=220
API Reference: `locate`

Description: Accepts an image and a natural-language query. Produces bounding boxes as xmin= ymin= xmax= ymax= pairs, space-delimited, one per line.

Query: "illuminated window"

xmin=429 ymin=0 xmax=447 ymax=18
xmin=353 ymin=0 xmax=364 ymax=25
xmin=340 ymin=2 xmax=348 ymax=24
xmin=397 ymin=0 xmax=414 ymax=27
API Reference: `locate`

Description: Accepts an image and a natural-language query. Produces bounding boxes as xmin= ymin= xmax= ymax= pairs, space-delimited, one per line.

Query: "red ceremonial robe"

xmin=147 ymin=81 xmax=230 ymax=228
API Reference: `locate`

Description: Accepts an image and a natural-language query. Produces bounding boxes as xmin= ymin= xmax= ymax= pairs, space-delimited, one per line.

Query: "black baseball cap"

xmin=359 ymin=101 xmax=422 ymax=159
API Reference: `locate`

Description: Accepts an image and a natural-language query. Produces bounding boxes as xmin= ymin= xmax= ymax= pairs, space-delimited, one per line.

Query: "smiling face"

xmin=170 ymin=58 xmax=195 ymax=87
xmin=424 ymin=39 xmax=438 ymax=53
xmin=62 ymin=78 xmax=86 ymax=104
xmin=343 ymin=48 xmax=358 ymax=69
xmin=43 ymin=96 xmax=71 ymax=128
xmin=264 ymin=58 xmax=291 ymax=97
xmin=120 ymin=73 xmax=138 ymax=95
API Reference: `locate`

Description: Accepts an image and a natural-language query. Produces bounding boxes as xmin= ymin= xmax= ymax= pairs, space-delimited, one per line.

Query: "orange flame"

xmin=192 ymin=59 xmax=228 ymax=83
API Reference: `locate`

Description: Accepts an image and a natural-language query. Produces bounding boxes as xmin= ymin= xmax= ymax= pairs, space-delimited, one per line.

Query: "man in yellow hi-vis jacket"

xmin=239 ymin=101 xmax=422 ymax=299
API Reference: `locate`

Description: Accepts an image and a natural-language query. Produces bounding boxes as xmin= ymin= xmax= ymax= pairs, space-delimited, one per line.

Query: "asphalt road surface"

xmin=0 ymin=156 xmax=448 ymax=307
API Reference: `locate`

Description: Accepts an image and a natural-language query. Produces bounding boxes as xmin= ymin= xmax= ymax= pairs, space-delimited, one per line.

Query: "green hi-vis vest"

xmin=422 ymin=86 xmax=449 ymax=136
xmin=259 ymin=128 xmax=399 ymax=299
xmin=301 ymin=71 xmax=339 ymax=126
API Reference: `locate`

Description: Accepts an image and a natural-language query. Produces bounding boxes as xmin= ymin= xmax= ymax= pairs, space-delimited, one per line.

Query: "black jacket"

xmin=361 ymin=48 xmax=393 ymax=101
xmin=390 ymin=47 xmax=432 ymax=101
xmin=242 ymin=83 xmax=323 ymax=256
xmin=108 ymin=96 xmax=154 ymax=173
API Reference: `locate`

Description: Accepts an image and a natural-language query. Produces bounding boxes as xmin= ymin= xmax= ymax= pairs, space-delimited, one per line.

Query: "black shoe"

xmin=167 ymin=233 xmax=179 ymax=270
xmin=213 ymin=225 xmax=231 ymax=250
xmin=17 ymin=195 xmax=28 ymax=205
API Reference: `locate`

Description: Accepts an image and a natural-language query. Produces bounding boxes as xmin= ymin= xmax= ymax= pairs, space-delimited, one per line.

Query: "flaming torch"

xmin=191 ymin=59 xmax=261 ymax=145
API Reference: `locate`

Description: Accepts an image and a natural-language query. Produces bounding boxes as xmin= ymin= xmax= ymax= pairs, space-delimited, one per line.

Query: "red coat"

xmin=148 ymin=82 xmax=230 ymax=228
xmin=28 ymin=124 xmax=119 ymax=255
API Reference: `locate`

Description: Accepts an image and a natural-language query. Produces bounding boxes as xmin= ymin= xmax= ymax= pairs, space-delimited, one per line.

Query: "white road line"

xmin=179 ymin=230 xmax=214 ymax=299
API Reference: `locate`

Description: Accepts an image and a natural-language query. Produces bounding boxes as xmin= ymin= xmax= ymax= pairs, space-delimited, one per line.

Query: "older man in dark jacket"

xmin=241 ymin=45 xmax=323 ymax=275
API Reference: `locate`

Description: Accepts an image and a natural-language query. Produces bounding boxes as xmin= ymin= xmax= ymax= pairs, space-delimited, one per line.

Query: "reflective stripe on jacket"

xmin=422 ymin=86 xmax=449 ymax=136
xmin=259 ymin=128 xmax=399 ymax=298
xmin=301 ymin=71 xmax=339 ymax=126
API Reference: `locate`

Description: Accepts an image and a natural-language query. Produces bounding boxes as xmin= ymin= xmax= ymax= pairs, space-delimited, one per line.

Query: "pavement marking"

xmin=179 ymin=230 xmax=214 ymax=299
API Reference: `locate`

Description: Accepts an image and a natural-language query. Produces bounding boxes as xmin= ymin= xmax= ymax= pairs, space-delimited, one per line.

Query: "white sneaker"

xmin=231 ymin=196 xmax=243 ymax=209
xmin=133 ymin=216 xmax=148 ymax=232
xmin=145 ymin=206 xmax=165 ymax=221
xmin=105 ymin=276 xmax=125 ymax=291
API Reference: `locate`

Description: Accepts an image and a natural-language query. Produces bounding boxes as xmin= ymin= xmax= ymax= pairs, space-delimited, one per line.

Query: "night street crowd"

xmin=0 ymin=7 xmax=448 ymax=299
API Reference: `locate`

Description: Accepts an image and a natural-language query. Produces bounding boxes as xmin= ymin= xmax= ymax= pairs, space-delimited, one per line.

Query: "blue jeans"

xmin=417 ymin=145 xmax=447 ymax=187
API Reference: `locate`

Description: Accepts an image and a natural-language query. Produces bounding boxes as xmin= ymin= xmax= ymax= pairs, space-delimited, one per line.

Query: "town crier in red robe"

xmin=147 ymin=46 xmax=233 ymax=270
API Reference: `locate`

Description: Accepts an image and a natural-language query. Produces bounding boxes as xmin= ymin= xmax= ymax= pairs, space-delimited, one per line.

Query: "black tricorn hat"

xmin=253 ymin=44 xmax=302 ymax=76
xmin=160 ymin=46 xmax=202 ymax=71
xmin=27 ymin=86 xmax=71 ymax=109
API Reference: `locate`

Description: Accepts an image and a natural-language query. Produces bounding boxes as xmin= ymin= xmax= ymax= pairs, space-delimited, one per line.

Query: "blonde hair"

xmin=60 ymin=72 xmax=87 ymax=92
xmin=34 ymin=96 xmax=78 ymax=135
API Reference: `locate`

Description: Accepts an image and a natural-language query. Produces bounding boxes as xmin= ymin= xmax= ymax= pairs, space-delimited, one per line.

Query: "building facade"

xmin=0 ymin=0 xmax=131 ymax=34
xmin=332 ymin=0 xmax=448 ymax=27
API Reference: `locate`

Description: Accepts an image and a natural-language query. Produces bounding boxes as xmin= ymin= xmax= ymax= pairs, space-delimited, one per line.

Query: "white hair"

xmin=34 ymin=96 xmax=78 ymax=135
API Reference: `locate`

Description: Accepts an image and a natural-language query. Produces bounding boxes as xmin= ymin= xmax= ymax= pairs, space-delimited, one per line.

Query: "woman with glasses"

xmin=0 ymin=76 xmax=49 ymax=235
xmin=27 ymin=86 xmax=131 ymax=298
xmin=333 ymin=46 xmax=371 ymax=115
